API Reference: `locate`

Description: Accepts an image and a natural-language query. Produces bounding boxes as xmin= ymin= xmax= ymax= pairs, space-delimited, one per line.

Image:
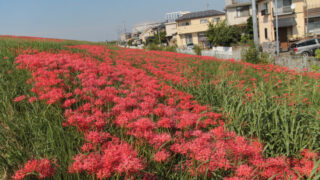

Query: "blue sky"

xmin=0 ymin=0 xmax=225 ymax=42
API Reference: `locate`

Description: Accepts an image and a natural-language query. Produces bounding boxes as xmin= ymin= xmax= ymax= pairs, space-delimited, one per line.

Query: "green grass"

xmin=0 ymin=37 xmax=95 ymax=179
xmin=177 ymin=59 xmax=320 ymax=157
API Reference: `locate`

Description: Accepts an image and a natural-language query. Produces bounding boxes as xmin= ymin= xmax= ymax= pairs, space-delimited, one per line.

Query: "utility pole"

xmin=157 ymin=27 xmax=161 ymax=45
xmin=274 ymin=0 xmax=280 ymax=57
xmin=251 ymin=0 xmax=259 ymax=46
xmin=122 ymin=21 xmax=127 ymax=33
xmin=206 ymin=0 xmax=209 ymax=10
xmin=304 ymin=0 xmax=309 ymax=35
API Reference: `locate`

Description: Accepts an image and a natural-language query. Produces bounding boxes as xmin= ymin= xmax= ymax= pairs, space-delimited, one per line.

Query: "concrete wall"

xmin=177 ymin=46 xmax=244 ymax=60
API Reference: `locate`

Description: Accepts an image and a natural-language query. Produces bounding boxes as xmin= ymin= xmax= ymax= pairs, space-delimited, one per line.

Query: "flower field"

xmin=1 ymin=36 xmax=320 ymax=179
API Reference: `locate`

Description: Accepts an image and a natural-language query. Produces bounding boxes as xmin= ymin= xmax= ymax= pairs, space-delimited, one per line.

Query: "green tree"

xmin=153 ymin=31 xmax=167 ymax=45
xmin=128 ymin=39 xmax=134 ymax=46
xmin=245 ymin=16 xmax=254 ymax=40
xmin=206 ymin=20 xmax=242 ymax=47
xmin=316 ymin=49 xmax=320 ymax=59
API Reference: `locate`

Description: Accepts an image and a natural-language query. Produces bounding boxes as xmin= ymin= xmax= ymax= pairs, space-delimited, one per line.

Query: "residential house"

xmin=165 ymin=11 xmax=190 ymax=46
xmin=257 ymin=0 xmax=319 ymax=51
xmin=176 ymin=9 xmax=226 ymax=49
xmin=225 ymin=0 xmax=252 ymax=26
xmin=132 ymin=22 xmax=163 ymax=34
xmin=306 ymin=0 xmax=320 ymax=35
xmin=139 ymin=23 xmax=166 ymax=44
xmin=120 ymin=33 xmax=132 ymax=42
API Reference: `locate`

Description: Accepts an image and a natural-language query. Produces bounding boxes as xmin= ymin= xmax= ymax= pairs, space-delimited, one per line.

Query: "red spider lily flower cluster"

xmin=13 ymin=159 xmax=56 ymax=180
xmin=13 ymin=44 xmax=320 ymax=179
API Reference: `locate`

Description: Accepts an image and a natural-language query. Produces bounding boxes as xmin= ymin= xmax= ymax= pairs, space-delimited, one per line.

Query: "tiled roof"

xmin=176 ymin=9 xmax=225 ymax=21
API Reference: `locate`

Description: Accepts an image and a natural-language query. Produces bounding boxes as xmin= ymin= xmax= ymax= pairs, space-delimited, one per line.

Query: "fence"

xmin=177 ymin=46 xmax=243 ymax=61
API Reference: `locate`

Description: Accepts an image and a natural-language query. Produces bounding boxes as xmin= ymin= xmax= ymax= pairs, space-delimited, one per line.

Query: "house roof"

xmin=176 ymin=9 xmax=225 ymax=21
xmin=225 ymin=2 xmax=251 ymax=9
xmin=273 ymin=17 xmax=297 ymax=28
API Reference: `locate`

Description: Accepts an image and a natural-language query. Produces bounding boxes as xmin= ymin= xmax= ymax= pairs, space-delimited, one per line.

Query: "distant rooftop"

xmin=176 ymin=9 xmax=225 ymax=21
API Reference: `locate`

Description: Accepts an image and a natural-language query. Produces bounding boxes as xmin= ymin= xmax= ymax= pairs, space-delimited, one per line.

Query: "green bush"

xmin=242 ymin=41 xmax=267 ymax=64
xmin=128 ymin=39 xmax=134 ymax=46
xmin=144 ymin=44 xmax=176 ymax=52
xmin=207 ymin=20 xmax=242 ymax=47
xmin=193 ymin=45 xmax=202 ymax=56
xmin=316 ymin=49 xmax=320 ymax=59
xmin=164 ymin=46 xmax=177 ymax=52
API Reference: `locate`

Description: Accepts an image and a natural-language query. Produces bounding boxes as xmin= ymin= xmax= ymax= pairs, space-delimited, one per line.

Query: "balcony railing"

xmin=274 ymin=6 xmax=294 ymax=15
xmin=309 ymin=22 xmax=320 ymax=32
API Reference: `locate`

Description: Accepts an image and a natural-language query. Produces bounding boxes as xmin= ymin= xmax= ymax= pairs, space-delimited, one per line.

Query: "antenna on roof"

xmin=122 ymin=21 xmax=127 ymax=33
xmin=206 ymin=0 xmax=209 ymax=10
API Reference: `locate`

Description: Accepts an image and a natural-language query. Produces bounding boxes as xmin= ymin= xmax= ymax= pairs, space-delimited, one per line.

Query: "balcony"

xmin=274 ymin=6 xmax=294 ymax=16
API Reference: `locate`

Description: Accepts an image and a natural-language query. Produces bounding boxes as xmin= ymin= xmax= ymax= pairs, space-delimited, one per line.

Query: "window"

xmin=283 ymin=0 xmax=292 ymax=6
xmin=179 ymin=21 xmax=190 ymax=26
xmin=213 ymin=17 xmax=221 ymax=23
xmin=305 ymin=39 xmax=316 ymax=46
xmin=265 ymin=28 xmax=268 ymax=39
xmin=261 ymin=2 xmax=269 ymax=15
xmin=185 ymin=34 xmax=193 ymax=45
xmin=237 ymin=6 xmax=250 ymax=17
xmin=200 ymin=19 xmax=209 ymax=24
xmin=198 ymin=32 xmax=207 ymax=42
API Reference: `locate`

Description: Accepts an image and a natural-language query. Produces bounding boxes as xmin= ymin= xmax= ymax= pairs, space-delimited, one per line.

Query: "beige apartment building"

xmin=165 ymin=11 xmax=190 ymax=46
xmin=176 ymin=10 xmax=225 ymax=48
xmin=225 ymin=0 xmax=252 ymax=26
xmin=257 ymin=0 xmax=320 ymax=51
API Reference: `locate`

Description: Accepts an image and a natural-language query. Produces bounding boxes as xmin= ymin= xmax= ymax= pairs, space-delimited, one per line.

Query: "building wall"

xmin=258 ymin=0 xmax=306 ymax=44
xmin=176 ymin=15 xmax=225 ymax=48
xmin=307 ymin=0 xmax=320 ymax=8
xmin=258 ymin=0 xmax=275 ymax=44
xmin=165 ymin=22 xmax=177 ymax=37
xmin=294 ymin=0 xmax=307 ymax=38
xmin=226 ymin=6 xmax=252 ymax=25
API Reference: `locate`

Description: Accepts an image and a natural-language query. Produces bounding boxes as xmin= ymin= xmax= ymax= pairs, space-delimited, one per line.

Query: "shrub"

xmin=242 ymin=42 xmax=259 ymax=64
xmin=193 ymin=45 xmax=202 ymax=56
xmin=144 ymin=44 xmax=176 ymax=52
xmin=164 ymin=46 xmax=177 ymax=52
xmin=207 ymin=20 xmax=242 ymax=47
xmin=128 ymin=39 xmax=134 ymax=46
xmin=316 ymin=49 xmax=320 ymax=59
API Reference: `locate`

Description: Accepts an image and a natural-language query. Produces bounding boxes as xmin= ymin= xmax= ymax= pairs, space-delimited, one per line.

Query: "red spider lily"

xmin=13 ymin=159 xmax=57 ymax=180
xmin=13 ymin=44 xmax=320 ymax=179
xmin=13 ymin=95 xmax=27 ymax=102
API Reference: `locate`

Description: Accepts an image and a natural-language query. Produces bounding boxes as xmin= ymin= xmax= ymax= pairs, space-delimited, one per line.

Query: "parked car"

xmin=290 ymin=38 xmax=320 ymax=57
xmin=186 ymin=43 xmax=194 ymax=50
